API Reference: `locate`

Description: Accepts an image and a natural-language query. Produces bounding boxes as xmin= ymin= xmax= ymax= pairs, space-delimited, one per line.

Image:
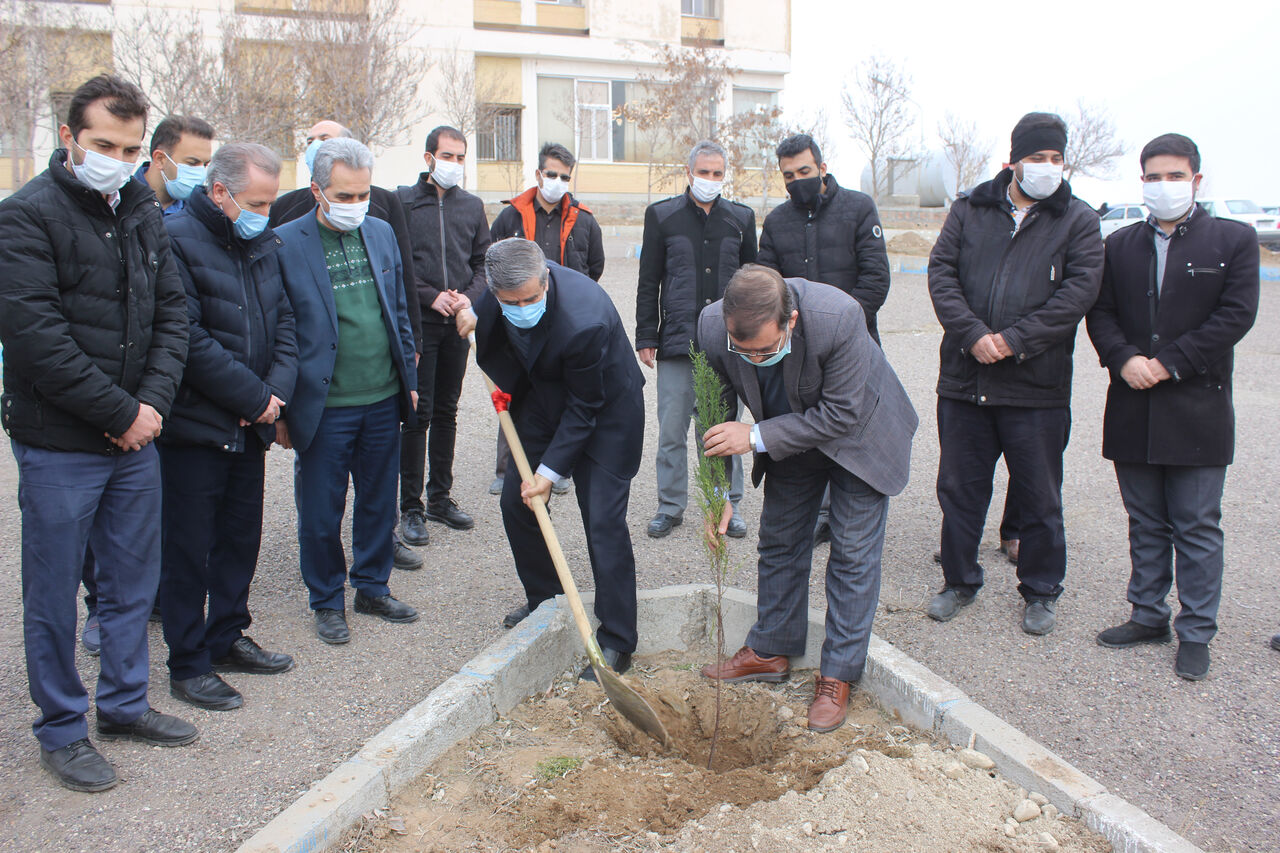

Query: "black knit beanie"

xmin=1009 ymin=112 xmax=1067 ymax=163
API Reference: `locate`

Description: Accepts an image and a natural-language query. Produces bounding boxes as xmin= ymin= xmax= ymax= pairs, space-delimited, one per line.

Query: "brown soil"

xmin=347 ymin=654 xmax=1113 ymax=853
xmin=886 ymin=231 xmax=936 ymax=256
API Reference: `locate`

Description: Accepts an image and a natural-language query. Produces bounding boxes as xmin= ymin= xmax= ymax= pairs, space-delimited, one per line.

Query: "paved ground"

xmin=0 ymin=237 xmax=1276 ymax=852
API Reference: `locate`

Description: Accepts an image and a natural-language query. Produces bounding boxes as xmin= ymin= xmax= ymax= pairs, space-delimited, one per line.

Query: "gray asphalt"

xmin=0 ymin=237 xmax=1275 ymax=853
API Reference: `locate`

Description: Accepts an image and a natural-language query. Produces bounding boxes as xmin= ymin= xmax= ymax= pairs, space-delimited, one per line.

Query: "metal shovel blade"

xmin=593 ymin=662 xmax=671 ymax=748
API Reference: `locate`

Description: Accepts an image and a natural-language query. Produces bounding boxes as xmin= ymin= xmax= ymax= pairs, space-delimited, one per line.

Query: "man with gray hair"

xmin=276 ymin=138 xmax=420 ymax=645
xmin=456 ymin=238 xmax=645 ymax=677
xmin=159 ymin=141 xmax=298 ymax=709
xmin=636 ymin=139 xmax=756 ymax=541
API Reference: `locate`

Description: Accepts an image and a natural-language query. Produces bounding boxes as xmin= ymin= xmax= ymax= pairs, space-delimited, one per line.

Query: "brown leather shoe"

xmin=807 ymin=674 xmax=850 ymax=732
xmin=700 ymin=645 xmax=790 ymax=683
xmin=1000 ymin=538 xmax=1020 ymax=565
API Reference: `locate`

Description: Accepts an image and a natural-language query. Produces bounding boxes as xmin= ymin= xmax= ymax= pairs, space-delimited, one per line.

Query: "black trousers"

xmin=158 ymin=437 xmax=265 ymax=680
xmin=936 ymin=397 xmax=1070 ymax=601
xmin=399 ymin=321 xmax=469 ymax=513
xmin=500 ymin=447 xmax=638 ymax=654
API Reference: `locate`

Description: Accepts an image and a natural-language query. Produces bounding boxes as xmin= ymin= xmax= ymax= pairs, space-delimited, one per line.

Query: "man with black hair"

xmin=135 ymin=115 xmax=214 ymax=214
xmin=0 ymin=74 xmax=196 ymax=792
xmin=757 ymin=133 xmax=891 ymax=545
xmin=396 ymin=125 xmax=490 ymax=545
xmin=1087 ymin=133 xmax=1258 ymax=681
xmin=926 ymin=111 xmax=1103 ymax=636
xmin=487 ymin=141 xmax=604 ymax=500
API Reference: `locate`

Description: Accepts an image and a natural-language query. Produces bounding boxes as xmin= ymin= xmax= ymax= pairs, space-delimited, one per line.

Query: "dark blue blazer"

xmin=276 ymin=212 xmax=417 ymax=453
xmin=475 ymin=262 xmax=644 ymax=479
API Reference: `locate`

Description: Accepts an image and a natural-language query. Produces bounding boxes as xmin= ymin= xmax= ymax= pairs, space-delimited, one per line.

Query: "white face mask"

xmin=430 ymin=156 xmax=464 ymax=189
xmin=538 ymin=174 xmax=568 ymax=205
xmin=690 ymin=176 xmax=722 ymax=203
xmin=69 ymin=138 xmax=136 ymax=195
xmin=1143 ymin=179 xmax=1196 ymax=222
xmin=1018 ymin=162 xmax=1063 ymax=200
xmin=319 ymin=189 xmax=369 ymax=231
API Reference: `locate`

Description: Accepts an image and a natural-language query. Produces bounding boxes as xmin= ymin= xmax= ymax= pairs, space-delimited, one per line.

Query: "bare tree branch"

xmin=431 ymin=44 xmax=505 ymax=144
xmin=937 ymin=111 xmax=991 ymax=195
xmin=840 ymin=56 xmax=916 ymax=201
xmin=1062 ymin=100 xmax=1126 ymax=182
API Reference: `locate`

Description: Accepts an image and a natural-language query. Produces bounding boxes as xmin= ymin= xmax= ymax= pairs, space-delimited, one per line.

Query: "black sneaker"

xmin=213 ymin=636 xmax=294 ymax=674
xmin=97 ymin=708 xmax=198 ymax=747
xmin=170 ymin=672 xmax=243 ymax=711
xmin=400 ymin=510 xmax=430 ymax=546
xmin=353 ymin=590 xmax=420 ymax=623
xmin=315 ymin=608 xmax=350 ymax=644
xmin=647 ymin=513 xmax=682 ymax=538
xmin=1175 ymin=642 xmax=1210 ymax=681
xmin=40 ymin=739 xmax=117 ymax=792
xmin=393 ymin=541 xmax=423 ymax=570
xmin=81 ymin=610 xmax=101 ymax=657
xmin=502 ymin=603 xmax=531 ymax=629
xmin=426 ymin=498 xmax=475 ymax=530
xmin=1096 ymin=620 xmax=1172 ymax=648
xmin=927 ymin=588 xmax=975 ymax=622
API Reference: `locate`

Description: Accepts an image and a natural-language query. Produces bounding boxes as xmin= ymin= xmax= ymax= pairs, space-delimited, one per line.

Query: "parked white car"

xmin=1098 ymin=204 xmax=1147 ymax=238
xmin=1195 ymin=199 xmax=1280 ymax=247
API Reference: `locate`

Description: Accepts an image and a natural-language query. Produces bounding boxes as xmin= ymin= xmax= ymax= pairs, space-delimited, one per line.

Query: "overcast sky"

xmin=784 ymin=0 xmax=1279 ymax=207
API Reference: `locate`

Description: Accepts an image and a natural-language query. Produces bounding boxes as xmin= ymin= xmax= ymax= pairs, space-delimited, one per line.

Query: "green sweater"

xmin=319 ymin=225 xmax=400 ymax=408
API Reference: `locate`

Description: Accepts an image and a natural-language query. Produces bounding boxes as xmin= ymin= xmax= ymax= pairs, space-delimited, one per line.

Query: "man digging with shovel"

xmin=456 ymin=238 xmax=646 ymax=680
xmin=698 ymin=266 xmax=917 ymax=732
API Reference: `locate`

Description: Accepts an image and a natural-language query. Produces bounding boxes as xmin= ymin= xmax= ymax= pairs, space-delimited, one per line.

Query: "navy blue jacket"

xmin=475 ymin=263 xmax=645 ymax=479
xmin=276 ymin=212 xmax=417 ymax=453
xmin=162 ymin=187 xmax=297 ymax=451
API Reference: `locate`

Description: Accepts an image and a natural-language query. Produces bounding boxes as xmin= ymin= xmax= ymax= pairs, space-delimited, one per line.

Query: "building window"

xmin=575 ymin=80 xmax=611 ymax=162
xmin=681 ymin=0 xmax=717 ymax=17
xmin=732 ymin=88 xmax=778 ymax=115
xmin=477 ymin=105 xmax=521 ymax=161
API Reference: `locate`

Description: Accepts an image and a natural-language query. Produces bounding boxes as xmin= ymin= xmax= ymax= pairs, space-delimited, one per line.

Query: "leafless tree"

xmin=840 ymin=56 xmax=916 ymax=201
xmin=431 ymin=45 xmax=506 ymax=145
xmin=1062 ymin=100 xmax=1126 ymax=182
xmin=937 ymin=111 xmax=991 ymax=194
xmin=113 ymin=1 xmax=221 ymax=119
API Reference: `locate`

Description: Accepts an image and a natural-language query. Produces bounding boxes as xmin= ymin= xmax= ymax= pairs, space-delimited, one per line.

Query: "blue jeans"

xmin=295 ymin=396 xmax=400 ymax=611
xmin=13 ymin=441 xmax=161 ymax=751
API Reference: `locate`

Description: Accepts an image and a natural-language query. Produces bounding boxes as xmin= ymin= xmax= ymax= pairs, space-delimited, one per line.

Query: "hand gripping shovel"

xmin=468 ymin=333 xmax=670 ymax=748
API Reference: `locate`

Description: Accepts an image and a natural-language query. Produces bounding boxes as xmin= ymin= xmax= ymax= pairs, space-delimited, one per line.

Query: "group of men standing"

xmin=0 ymin=71 xmax=1267 ymax=796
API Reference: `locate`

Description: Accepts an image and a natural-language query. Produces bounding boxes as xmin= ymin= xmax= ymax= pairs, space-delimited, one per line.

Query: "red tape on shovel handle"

xmin=490 ymin=388 xmax=512 ymax=413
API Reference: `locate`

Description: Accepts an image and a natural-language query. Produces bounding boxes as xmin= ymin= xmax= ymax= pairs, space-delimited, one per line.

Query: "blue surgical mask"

xmin=741 ymin=333 xmax=791 ymax=368
xmin=228 ymin=193 xmax=269 ymax=240
xmin=304 ymin=138 xmax=325 ymax=173
xmin=501 ymin=294 xmax=548 ymax=329
xmin=162 ymin=155 xmax=206 ymax=200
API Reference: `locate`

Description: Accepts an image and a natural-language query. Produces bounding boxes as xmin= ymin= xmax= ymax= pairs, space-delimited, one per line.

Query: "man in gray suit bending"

xmin=699 ymin=265 xmax=917 ymax=732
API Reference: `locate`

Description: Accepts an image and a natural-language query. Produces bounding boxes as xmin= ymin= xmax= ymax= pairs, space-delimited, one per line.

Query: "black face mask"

xmin=788 ymin=175 xmax=823 ymax=209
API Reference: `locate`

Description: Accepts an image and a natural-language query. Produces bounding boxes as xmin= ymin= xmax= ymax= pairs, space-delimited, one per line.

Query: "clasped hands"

xmin=969 ymin=332 xmax=1014 ymax=364
xmin=1120 ymin=355 xmax=1170 ymax=390
xmin=432 ymin=289 xmax=471 ymax=318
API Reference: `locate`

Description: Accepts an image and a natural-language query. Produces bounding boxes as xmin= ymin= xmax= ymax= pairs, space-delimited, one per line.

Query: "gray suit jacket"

xmin=698 ymin=278 xmax=917 ymax=497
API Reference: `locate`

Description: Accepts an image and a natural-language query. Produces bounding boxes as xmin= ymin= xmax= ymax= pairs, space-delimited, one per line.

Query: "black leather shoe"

xmin=393 ymin=541 xmax=423 ymax=570
xmin=489 ymin=476 xmax=505 ymax=495
xmin=502 ymin=603 xmax=531 ymax=629
xmin=426 ymin=498 xmax=475 ymax=530
xmin=580 ymin=647 xmax=633 ymax=682
xmin=40 ymin=739 xmax=116 ymax=792
xmin=97 ymin=708 xmax=198 ymax=747
xmin=552 ymin=477 xmax=571 ymax=496
xmin=315 ymin=608 xmax=350 ymax=644
xmin=170 ymin=672 xmax=243 ymax=711
xmin=1022 ymin=600 xmax=1057 ymax=635
xmin=400 ymin=510 xmax=430 ymax=546
xmin=1096 ymin=620 xmax=1171 ymax=648
xmin=647 ymin=513 xmax=682 ymax=538
xmin=726 ymin=515 xmax=747 ymax=539
xmin=354 ymin=590 xmax=419 ymax=623
xmin=927 ymin=587 xmax=975 ymax=621
xmin=214 ymin=636 xmax=294 ymax=674
xmin=1175 ymin=641 xmax=1210 ymax=681
xmin=813 ymin=517 xmax=831 ymax=545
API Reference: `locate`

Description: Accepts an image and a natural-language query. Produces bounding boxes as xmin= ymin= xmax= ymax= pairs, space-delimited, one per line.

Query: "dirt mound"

xmin=887 ymin=231 xmax=935 ymax=256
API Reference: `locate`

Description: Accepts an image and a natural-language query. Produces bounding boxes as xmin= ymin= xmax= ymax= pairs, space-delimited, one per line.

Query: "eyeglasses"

xmin=541 ymin=170 xmax=572 ymax=182
xmin=726 ymin=327 xmax=789 ymax=359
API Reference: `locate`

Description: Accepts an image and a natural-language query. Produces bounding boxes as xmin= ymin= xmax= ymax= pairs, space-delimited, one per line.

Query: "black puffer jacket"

xmin=636 ymin=191 xmax=757 ymax=359
xmin=396 ymin=174 xmax=491 ymax=325
xmin=0 ymin=150 xmax=189 ymax=453
xmin=928 ymin=169 xmax=1104 ymax=408
xmin=162 ymin=187 xmax=298 ymax=452
xmin=756 ymin=174 xmax=890 ymax=342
